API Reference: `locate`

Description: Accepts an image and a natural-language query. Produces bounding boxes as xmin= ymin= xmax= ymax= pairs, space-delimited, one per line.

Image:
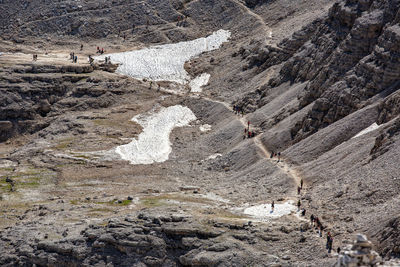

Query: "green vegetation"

xmin=140 ymin=197 xmax=164 ymax=208
xmin=96 ymin=199 xmax=133 ymax=206
xmin=70 ymin=199 xmax=79 ymax=205
xmin=89 ymin=207 xmax=113 ymax=213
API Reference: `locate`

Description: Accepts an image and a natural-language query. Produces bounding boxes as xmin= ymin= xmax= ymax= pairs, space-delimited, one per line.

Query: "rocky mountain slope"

xmin=231 ymin=0 xmax=400 ymax=260
xmin=0 ymin=0 xmax=399 ymax=266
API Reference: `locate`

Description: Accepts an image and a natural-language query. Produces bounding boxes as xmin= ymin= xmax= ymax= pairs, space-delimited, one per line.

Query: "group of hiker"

xmin=70 ymin=52 xmax=78 ymax=63
xmin=97 ymin=47 xmax=105 ymax=54
xmin=176 ymin=15 xmax=188 ymax=27
xmin=244 ymin=121 xmax=257 ymax=139
xmin=270 ymin=151 xmax=281 ymax=162
xmin=104 ymin=56 xmax=112 ymax=64
xmin=149 ymin=81 xmax=161 ymax=91
xmin=244 ymin=128 xmax=255 ymax=139
xmin=297 ymin=178 xmax=304 ymax=195
xmin=310 ymin=213 xmax=339 ymax=253
xmin=232 ymin=104 xmax=244 ymax=116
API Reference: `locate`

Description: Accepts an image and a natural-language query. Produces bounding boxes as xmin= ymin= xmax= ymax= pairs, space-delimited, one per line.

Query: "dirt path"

xmin=228 ymin=0 xmax=270 ymax=34
xmin=209 ymin=97 xmax=304 ymax=194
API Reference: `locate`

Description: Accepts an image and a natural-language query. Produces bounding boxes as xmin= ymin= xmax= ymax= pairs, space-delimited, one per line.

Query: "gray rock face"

xmin=0 ymin=214 xmax=283 ymax=267
xmin=0 ymin=63 xmax=123 ymax=141
xmin=237 ymin=0 xmax=400 ymax=144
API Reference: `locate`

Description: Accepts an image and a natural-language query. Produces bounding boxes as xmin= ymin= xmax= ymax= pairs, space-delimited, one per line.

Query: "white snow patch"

xmin=114 ymin=105 xmax=196 ymax=165
xmin=199 ymin=124 xmax=212 ymax=132
xmin=353 ymin=123 xmax=381 ymax=138
xmin=243 ymin=201 xmax=296 ymax=221
xmin=189 ymin=73 xmax=211 ymax=93
xmin=94 ymin=29 xmax=230 ymax=84
xmin=207 ymin=153 xmax=222 ymax=160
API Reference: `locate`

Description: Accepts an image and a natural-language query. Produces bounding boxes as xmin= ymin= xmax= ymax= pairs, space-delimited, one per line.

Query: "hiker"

xmin=96 ymin=46 xmax=100 ymax=53
xmin=88 ymin=55 xmax=94 ymax=65
xmin=149 ymin=81 xmax=153 ymax=89
xmin=5 ymin=176 xmax=15 ymax=192
xmin=270 ymin=151 xmax=274 ymax=158
xmin=337 ymin=247 xmax=341 ymax=254
xmin=146 ymin=19 xmax=150 ymax=30
xmin=297 ymin=199 xmax=301 ymax=211
xmin=328 ymin=236 xmax=333 ymax=253
xmin=105 ymin=57 xmax=108 ymax=64
xmin=251 ymin=132 xmax=255 ymax=138
xmin=326 ymin=232 xmax=331 ymax=250
xmin=248 ymin=131 xmax=251 ymax=139
xmin=301 ymin=208 xmax=306 ymax=216
xmin=297 ymin=186 xmax=301 ymax=195
xmin=319 ymin=224 xmax=323 ymax=237
xmin=314 ymin=216 xmax=319 ymax=229
xmin=300 ymin=179 xmax=303 ymax=189
xmin=271 ymin=201 xmax=274 ymax=212
xmin=247 ymin=121 xmax=250 ymax=131
xmin=123 ymin=33 xmax=126 ymax=41
xmin=74 ymin=55 xmax=77 ymax=63
xmin=277 ymin=152 xmax=281 ymax=162
xmin=80 ymin=44 xmax=83 ymax=51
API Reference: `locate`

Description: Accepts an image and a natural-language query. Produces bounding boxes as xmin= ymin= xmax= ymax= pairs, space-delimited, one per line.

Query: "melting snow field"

xmin=189 ymin=73 xmax=211 ymax=93
xmin=243 ymin=201 xmax=297 ymax=221
xmin=95 ymin=30 xmax=230 ymax=85
xmin=114 ymin=105 xmax=196 ymax=165
xmin=353 ymin=123 xmax=381 ymax=138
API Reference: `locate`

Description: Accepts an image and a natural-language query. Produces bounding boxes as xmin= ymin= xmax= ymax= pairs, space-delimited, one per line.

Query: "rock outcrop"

xmin=0 ymin=62 xmax=129 ymax=141
xmin=336 ymin=234 xmax=400 ymax=267
xmin=372 ymin=215 xmax=400 ymax=259
xmin=237 ymin=0 xmax=400 ymax=144
xmin=0 ymin=213 xmax=291 ymax=267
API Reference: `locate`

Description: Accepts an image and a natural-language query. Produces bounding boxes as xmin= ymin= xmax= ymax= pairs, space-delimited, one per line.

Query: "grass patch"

xmin=70 ymin=199 xmax=79 ymax=205
xmin=96 ymin=199 xmax=133 ymax=206
xmin=140 ymin=197 xmax=164 ymax=208
xmin=139 ymin=193 xmax=212 ymax=208
xmin=73 ymin=154 xmax=92 ymax=160
xmin=0 ymin=167 xmax=15 ymax=172
xmin=89 ymin=207 xmax=113 ymax=213
xmin=0 ymin=183 xmax=12 ymax=192
xmin=216 ymin=209 xmax=247 ymax=220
